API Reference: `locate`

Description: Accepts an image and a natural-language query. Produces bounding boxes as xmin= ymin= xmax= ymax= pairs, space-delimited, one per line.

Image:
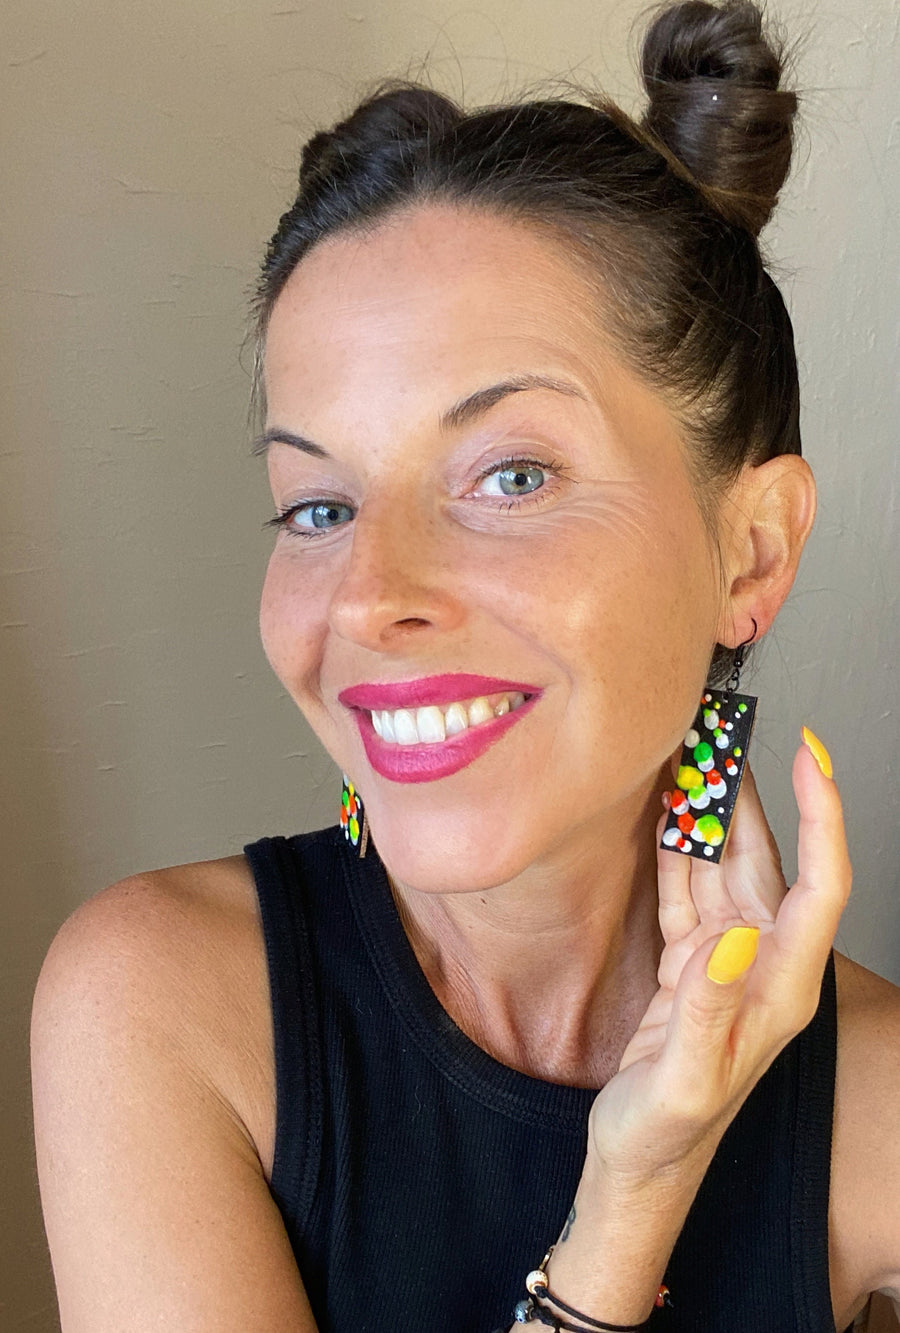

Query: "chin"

xmin=365 ymin=808 xmax=547 ymax=896
xmin=364 ymin=793 xmax=590 ymax=897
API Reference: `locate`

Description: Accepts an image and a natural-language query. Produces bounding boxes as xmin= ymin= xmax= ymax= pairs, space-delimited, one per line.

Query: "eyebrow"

xmin=251 ymin=373 xmax=587 ymax=458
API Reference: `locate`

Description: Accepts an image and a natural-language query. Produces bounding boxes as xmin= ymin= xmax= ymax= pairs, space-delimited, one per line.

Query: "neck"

xmin=388 ymin=765 xmax=669 ymax=1087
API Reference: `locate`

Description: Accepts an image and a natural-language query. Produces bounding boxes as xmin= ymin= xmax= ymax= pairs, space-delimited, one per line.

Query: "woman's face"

xmin=260 ymin=204 xmax=725 ymax=892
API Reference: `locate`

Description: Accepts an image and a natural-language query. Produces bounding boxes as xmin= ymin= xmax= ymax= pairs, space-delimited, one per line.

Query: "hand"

xmin=586 ymin=730 xmax=852 ymax=1189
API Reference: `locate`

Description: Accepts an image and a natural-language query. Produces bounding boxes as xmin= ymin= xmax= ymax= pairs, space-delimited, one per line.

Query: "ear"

xmin=715 ymin=454 xmax=817 ymax=648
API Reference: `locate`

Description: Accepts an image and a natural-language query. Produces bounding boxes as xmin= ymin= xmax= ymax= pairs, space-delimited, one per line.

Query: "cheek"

xmin=258 ymin=549 xmax=326 ymax=694
xmin=477 ymin=487 xmax=719 ymax=667
xmin=478 ymin=493 xmax=719 ymax=779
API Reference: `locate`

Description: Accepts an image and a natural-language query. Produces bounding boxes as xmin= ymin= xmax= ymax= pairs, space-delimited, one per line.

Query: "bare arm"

xmin=31 ymin=875 xmax=319 ymax=1333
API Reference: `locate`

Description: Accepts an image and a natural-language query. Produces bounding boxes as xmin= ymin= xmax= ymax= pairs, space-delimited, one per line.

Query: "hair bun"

xmin=639 ymin=0 xmax=798 ymax=236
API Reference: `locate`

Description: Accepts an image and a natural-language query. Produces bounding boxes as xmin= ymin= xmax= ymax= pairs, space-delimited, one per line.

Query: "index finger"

xmin=769 ymin=731 xmax=852 ymax=984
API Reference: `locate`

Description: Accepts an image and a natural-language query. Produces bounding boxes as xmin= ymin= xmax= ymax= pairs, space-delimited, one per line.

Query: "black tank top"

xmin=244 ymin=827 xmax=845 ymax=1333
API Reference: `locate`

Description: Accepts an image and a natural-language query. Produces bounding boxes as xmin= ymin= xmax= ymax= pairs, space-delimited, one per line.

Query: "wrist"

xmin=534 ymin=1153 xmax=706 ymax=1324
xmin=519 ymin=1246 xmax=668 ymax=1330
xmin=585 ymin=1118 xmax=721 ymax=1206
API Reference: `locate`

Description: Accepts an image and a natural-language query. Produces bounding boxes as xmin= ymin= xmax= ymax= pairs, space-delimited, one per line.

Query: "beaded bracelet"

xmin=512 ymin=1247 xmax=672 ymax=1332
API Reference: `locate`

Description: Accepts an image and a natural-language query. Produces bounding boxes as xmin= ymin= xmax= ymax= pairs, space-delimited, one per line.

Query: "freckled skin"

xmin=260 ymin=202 xmax=723 ymax=897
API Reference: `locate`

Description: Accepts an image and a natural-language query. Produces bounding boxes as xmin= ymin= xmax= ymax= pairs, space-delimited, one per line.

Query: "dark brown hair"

xmin=253 ymin=0 xmax=802 ymax=678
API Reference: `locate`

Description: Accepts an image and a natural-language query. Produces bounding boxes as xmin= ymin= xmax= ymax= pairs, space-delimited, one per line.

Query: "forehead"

xmin=262 ymin=204 xmax=613 ymax=417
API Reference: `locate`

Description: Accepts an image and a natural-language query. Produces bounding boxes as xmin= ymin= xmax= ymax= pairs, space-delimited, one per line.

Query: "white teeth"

xmin=393 ymin=709 xmax=419 ymax=745
xmin=416 ymin=706 xmax=446 ymax=743
xmin=444 ymin=702 xmax=468 ymax=736
xmin=467 ymin=696 xmax=494 ymax=727
xmin=371 ymin=691 xmax=530 ymax=746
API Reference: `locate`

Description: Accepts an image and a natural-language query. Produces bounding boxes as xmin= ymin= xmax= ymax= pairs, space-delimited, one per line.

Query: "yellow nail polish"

xmin=707 ymin=926 xmax=760 ymax=985
xmin=801 ymin=725 xmax=834 ymax=779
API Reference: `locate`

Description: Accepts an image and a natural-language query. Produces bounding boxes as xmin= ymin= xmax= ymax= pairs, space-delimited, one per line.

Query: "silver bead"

xmin=513 ymin=1297 xmax=534 ymax=1322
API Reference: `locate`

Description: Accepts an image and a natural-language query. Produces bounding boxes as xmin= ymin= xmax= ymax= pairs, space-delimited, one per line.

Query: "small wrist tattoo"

xmin=559 ymin=1204 xmax=576 ymax=1243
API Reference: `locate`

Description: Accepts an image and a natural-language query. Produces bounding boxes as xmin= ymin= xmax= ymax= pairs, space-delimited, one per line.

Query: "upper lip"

xmin=338 ymin=673 xmax=540 ymax=711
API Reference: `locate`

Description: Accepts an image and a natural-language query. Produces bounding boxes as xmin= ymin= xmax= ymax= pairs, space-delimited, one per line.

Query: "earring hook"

xmin=725 ymin=617 xmax=758 ymax=698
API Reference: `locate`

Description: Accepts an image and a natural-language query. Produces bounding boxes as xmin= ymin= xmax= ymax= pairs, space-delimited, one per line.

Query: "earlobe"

xmin=716 ymin=454 xmax=817 ymax=646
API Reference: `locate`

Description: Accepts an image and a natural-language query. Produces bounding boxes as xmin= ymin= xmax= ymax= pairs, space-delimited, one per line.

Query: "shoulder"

xmin=30 ymin=857 xmax=326 ymax=1329
xmin=829 ymin=950 xmax=900 ymax=1325
xmin=32 ymin=853 xmax=276 ymax=1177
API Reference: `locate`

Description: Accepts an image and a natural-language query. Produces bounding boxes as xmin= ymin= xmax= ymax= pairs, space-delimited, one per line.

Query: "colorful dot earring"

xmin=340 ymin=773 xmax=369 ymax=858
xmin=659 ymin=621 xmax=758 ymax=863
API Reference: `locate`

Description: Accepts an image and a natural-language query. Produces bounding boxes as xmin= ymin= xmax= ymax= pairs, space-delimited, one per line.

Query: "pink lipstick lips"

xmin=338 ymin=673 xmax=539 ymax=711
xmin=338 ymin=673 xmax=541 ymax=784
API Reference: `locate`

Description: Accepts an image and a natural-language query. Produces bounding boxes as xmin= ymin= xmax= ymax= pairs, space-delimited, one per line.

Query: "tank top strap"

xmin=243 ymin=832 xmax=326 ymax=1246
xmin=791 ymin=948 xmax=840 ymax=1331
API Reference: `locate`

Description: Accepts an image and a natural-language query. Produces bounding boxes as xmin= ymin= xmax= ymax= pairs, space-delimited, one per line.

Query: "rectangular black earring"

xmin=659 ymin=624 xmax=758 ymax=864
xmin=659 ymin=688 xmax=757 ymax=863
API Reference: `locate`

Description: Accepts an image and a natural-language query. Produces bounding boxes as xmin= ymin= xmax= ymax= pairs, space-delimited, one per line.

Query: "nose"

xmin=327 ymin=492 xmax=467 ymax=651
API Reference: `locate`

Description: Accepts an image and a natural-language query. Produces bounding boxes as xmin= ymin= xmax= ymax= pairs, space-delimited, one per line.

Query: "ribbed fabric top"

xmin=243 ymin=827 xmax=844 ymax=1333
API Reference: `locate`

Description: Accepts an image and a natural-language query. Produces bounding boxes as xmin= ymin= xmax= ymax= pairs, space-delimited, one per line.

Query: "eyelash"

xmin=265 ymin=454 xmax=570 ymax=540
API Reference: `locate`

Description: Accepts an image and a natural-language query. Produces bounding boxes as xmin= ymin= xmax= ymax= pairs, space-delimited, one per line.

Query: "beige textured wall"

xmin=2 ymin=0 xmax=897 ymax=1326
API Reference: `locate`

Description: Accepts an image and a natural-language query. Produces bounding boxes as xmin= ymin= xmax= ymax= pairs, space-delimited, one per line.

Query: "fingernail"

xmin=707 ymin=926 xmax=760 ymax=985
xmin=801 ymin=725 xmax=834 ymax=779
xmin=661 ymin=790 xmax=671 ymax=810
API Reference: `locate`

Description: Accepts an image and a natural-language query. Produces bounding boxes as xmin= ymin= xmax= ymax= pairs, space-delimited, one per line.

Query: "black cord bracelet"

xmin=532 ymin=1282 xmax=646 ymax=1332
xmin=513 ymin=1295 xmax=646 ymax=1332
xmin=514 ymin=1249 xmax=651 ymax=1333
xmin=539 ymin=1293 xmax=645 ymax=1332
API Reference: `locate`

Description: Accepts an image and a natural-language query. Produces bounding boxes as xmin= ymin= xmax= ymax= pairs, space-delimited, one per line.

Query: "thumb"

xmin=705 ymin=925 xmax=761 ymax=986
xmin=657 ymin=926 xmax=760 ymax=1098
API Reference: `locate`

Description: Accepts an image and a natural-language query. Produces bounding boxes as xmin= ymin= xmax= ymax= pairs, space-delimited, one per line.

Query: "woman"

xmin=30 ymin=1 xmax=900 ymax=1329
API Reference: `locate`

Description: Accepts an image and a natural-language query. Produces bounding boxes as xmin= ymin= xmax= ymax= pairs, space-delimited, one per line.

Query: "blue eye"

xmin=265 ymin=500 xmax=354 ymax=538
xmin=484 ymin=463 xmax=546 ymax=497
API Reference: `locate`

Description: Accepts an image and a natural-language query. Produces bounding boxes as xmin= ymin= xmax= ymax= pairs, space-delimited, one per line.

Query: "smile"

xmin=372 ymin=690 xmax=528 ymax=745
xmin=339 ymin=674 xmax=541 ymax=784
